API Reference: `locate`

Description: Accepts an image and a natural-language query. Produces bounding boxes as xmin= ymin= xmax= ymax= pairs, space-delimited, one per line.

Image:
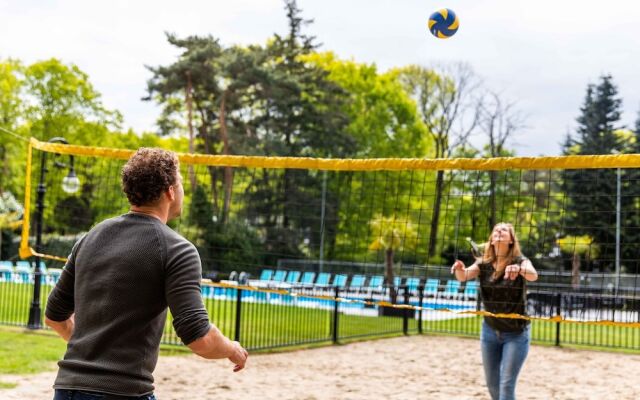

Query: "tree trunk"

xmin=428 ymin=170 xmax=445 ymax=257
xmin=0 ymin=146 xmax=6 ymax=192
xmin=198 ymin=110 xmax=219 ymax=217
xmin=282 ymin=129 xmax=292 ymax=229
xmin=489 ymin=170 xmax=497 ymax=229
xmin=218 ymin=91 xmax=233 ymax=224
xmin=326 ymin=173 xmax=345 ymax=261
xmin=571 ymin=252 xmax=581 ymax=289
xmin=385 ymin=248 xmax=397 ymax=304
xmin=185 ymin=71 xmax=197 ymax=190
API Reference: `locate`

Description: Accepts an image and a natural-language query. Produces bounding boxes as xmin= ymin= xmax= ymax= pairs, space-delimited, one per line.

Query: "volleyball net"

xmin=18 ymin=138 xmax=640 ymax=328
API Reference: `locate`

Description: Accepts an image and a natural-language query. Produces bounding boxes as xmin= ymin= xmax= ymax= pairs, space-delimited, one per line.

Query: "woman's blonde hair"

xmin=481 ymin=222 xmax=523 ymax=280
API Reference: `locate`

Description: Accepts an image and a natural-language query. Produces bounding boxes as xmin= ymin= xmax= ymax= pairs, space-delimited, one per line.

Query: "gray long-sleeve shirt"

xmin=45 ymin=212 xmax=211 ymax=396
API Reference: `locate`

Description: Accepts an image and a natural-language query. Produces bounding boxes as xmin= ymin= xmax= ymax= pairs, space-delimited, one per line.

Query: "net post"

xmin=403 ymin=286 xmax=409 ymax=335
xmin=555 ymin=292 xmax=561 ymax=347
xmin=234 ymin=287 xmax=242 ymax=342
xmin=418 ymin=285 xmax=424 ymax=334
xmin=332 ymin=286 xmax=340 ymax=344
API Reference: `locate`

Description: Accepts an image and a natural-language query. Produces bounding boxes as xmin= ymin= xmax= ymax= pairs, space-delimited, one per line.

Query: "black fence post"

xmin=403 ymin=286 xmax=409 ymax=335
xmin=555 ymin=292 xmax=561 ymax=347
xmin=332 ymin=286 xmax=340 ymax=344
xmin=418 ymin=285 xmax=424 ymax=334
xmin=235 ymin=287 xmax=242 ymax=342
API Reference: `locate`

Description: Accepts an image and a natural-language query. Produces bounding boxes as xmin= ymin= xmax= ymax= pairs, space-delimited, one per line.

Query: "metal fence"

xmin=1 ymin=271 xmax=639 ymax=352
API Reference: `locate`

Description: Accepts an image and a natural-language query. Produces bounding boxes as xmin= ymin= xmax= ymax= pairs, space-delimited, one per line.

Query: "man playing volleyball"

xmin=45 ymin=148 xmax=248 ymax=399
xmin=451 ymin=222 xmax=538 ymax=400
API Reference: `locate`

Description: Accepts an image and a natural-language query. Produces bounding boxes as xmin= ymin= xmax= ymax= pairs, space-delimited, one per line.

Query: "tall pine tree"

xmin=561 ymin=75 xmax=628 ymax=272
xmin=241 ymin=0 xmax=353 ymax=265
xmin=624 ymin=109 xmax=640 ymax=274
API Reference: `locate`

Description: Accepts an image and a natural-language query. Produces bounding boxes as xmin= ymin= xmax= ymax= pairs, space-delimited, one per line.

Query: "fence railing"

xmin=1 ymin=275 xmax=639 ymax=352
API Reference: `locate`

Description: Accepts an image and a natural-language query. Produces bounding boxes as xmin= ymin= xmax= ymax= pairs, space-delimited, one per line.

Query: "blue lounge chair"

xmin=350 ymin=275 xmax=366 ymax=288
xmin=14 ymin=261 xmax=31 ymax=283
xmin=35 ymin=260 xmax=47 ymax=274
xmin=259 ymin=269 xmax=274 ymax=281
xmin=300 ymin=272 xmax=316 ymax=285
xmin=368 ymin=275 xmax=384 ymax=290
xmin=315 ymin=272 xmax=331 ymax=286
xmin=33 ymin=261 xmax=47 ymax=284
xmin=46 ymin=268 xmax=62 ymax=286
xmin=406 ymin=277 xmax=420 ymax=293
xmin=285 ymin=270 xmax=301 ymax=283
xmin=444 ymin=280 xmax=461 ymax=299
xmin=272 ymin=270 xmax=287 ymax=282
xmin=333 ymin=274 xmax=348 ymax=287
xmin=201 ymin=284 xmax=214 ymax=298
xmin=425 ymin=278 xmax=439 ymax=297
xmin=393 ymin=276 xmax=402 ymax=288
xmin=464 ymin=280 xmax=478 ymax=300
xmin=0 ymin=261 xmax=12 ymax=282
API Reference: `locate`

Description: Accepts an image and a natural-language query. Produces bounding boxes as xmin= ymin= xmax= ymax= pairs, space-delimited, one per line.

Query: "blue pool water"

xmin=201 ymin=286 xmax=473 ymax=311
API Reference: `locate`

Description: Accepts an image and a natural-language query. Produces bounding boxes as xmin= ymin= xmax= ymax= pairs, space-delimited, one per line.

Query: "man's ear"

xmin=166 ymin=185 xmax=176 ymax=202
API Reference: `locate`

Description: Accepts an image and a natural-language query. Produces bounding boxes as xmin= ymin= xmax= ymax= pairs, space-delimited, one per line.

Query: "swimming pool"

xmin=201 ymin=286 xmax=475 ymax=313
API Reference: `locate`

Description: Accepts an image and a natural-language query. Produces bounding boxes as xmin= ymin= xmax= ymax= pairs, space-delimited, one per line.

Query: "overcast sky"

xmin=1 ymin=0 xmax=639 ymax=156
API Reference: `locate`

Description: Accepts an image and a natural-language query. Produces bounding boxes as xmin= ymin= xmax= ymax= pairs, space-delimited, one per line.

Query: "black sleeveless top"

xmin=478 ymin=255 xmax=529 ymax=333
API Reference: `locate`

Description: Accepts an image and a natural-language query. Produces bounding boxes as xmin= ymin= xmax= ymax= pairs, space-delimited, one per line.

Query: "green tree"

xmin=557 ymin=235 xmax=599 ymax=288
xmin=0 ymin=60 xmax=27 ymax=199
xmin=146 ymin=34 xmax=269 ymax=223
xmin=145 ymin=34 xmax=223 ymax=192
xmin=621 ymin=111 xmax=640 ymax=274
xmin=304 ymin=52 xmax=431 ymax=262
xmin=306 ymin=53 xmax=429 ymax=158
xmin=445 ymin=145 xmax=526 ymax=265
xmin=146 ymin=1 xmax=355 ymax=267
xmin=184 ymin=185 xmax=263 ymax=274
xmin=397 ymin=63 xmax=481 ymax=259
xmin=24 ymin=58 xmax=121 ymax=141
xmin=368 ymin=215 xmax=418 ymax=303
xmin=477 ymin=91 xmax=526 ymax=227
xmin=1 ymin=59 xmax=131 ymax=245
xmin=20 ymin=60 xmax=124 ymax=238
xmin=0 ymin=60 xmax=22 ymax=129
xmin=0 ymin=191 xmax=23 ymax=259
xmin=258 ymin=0 xmax=353 ymax=158
xmin=240 ymin=0 xmax=353 ymax=265
xmin=562 ymin=75 xmax=629 ymax=272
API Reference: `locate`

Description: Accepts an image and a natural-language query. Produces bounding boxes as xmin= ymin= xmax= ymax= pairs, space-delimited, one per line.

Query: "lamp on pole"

xmin=27 ymin=137 xmax=80 ymax=329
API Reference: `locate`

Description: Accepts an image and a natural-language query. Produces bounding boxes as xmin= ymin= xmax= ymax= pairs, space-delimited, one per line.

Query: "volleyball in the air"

xmin=428 ymin=8 xmax=459 ymax=39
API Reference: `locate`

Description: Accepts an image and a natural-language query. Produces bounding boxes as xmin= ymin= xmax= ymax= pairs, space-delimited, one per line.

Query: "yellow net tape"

xmin=19 ymin=140 xmax=34 ymax=259
xmin=205 ymin=281 xmax=640 ymax=329
xmin=29 ymin=137 xmax=640 ymax=171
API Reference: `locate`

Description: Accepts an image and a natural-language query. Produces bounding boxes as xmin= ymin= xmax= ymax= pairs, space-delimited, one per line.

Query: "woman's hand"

xmin=503 ymin=264 xmax=521 ymax=280
xmin=451 ymin=260 xmax=465 ymax=274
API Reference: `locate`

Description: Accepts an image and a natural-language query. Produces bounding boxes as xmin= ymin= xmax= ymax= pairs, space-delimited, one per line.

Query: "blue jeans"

xmin=53 ymin=389 xmax=156 ymax=400
xmin=480 ymin=321 xmax=530 ymax=400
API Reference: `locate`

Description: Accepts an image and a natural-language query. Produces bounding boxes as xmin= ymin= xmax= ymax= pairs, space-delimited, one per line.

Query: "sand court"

xmin=2 ymin=335 xmax=639 ymax=399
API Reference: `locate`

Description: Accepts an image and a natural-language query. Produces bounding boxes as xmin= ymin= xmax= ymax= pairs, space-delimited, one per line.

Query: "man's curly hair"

xmin=121 ymin=148 xmax=179 ymax=207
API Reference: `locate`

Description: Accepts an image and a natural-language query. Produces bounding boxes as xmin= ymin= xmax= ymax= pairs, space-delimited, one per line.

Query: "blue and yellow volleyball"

xmin=428 ymin=8 xmax=459 ymax=39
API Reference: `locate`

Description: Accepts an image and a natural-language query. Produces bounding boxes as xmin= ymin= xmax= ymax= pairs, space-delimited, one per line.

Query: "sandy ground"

xmin=1 ymin=335 xmax=639 ymax=400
